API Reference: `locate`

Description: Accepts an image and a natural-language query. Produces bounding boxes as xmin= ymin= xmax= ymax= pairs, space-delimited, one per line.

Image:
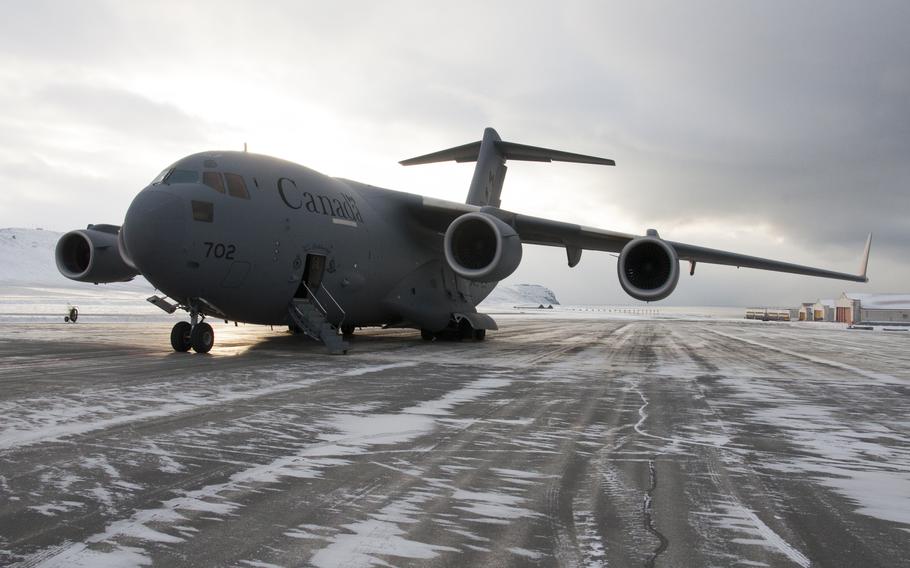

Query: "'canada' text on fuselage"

xmin=277 ymin=177 xmax=365 ymax=223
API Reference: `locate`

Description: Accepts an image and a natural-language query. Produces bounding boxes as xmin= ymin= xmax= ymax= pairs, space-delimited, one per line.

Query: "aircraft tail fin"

xmin=400 ymin=127 xmax=614 ymax=207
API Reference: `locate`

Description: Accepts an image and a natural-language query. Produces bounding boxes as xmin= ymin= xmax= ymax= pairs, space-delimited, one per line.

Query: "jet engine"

xmin=444 ymin=212 xmax=522 ymax=282
xmin=55 ymin=225 xmax=139 ymax=284
xmin=617 ymin=235 xmax=680 ymax=301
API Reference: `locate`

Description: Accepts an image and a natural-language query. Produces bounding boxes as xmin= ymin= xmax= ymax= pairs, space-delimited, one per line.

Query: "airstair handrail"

xmin=299 ymin=282 xmax=328 ymax=316
xmin=318 ymin=283 xmax=346 ymax=329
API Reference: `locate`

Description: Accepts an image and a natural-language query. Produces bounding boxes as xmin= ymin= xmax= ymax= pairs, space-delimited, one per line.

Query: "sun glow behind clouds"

xmin=1 ymin=2 xmax=907 ymax=304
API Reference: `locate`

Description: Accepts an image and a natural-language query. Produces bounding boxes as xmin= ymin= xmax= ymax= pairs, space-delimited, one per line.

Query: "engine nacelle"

xmin=55 ymin=225 xmax=139 ymax=284
xmin=444 ymin=212 xmax=523 ymax=282
xmin=617 ymin=236 xmax=680 ymax=301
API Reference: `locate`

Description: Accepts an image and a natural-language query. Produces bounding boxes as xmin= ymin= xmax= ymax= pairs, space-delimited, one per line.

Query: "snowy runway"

xmin=0 ymin=317 xmax=908 ymax=567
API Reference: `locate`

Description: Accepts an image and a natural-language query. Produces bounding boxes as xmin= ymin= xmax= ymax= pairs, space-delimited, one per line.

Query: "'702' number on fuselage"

xmin=203 ymin=242 xmax=236 ymax=260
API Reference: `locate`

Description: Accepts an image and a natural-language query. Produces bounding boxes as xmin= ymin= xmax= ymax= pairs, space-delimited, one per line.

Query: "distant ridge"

xmin=481 ymin=283 xmax=560 ymax=307
xmin=0 ymin=227 xmax=150 ymax=290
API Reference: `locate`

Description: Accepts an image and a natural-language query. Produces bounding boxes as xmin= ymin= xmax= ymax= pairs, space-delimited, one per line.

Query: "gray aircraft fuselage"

xmin=60 ymin=127 xmax=870 ymax=354
xmin=123 ymin=151 xmax=494 ymax=332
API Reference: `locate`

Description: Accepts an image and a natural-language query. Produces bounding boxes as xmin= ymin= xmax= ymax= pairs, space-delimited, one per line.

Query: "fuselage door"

xmin=296 ymin=253 xmax=326 ymax=299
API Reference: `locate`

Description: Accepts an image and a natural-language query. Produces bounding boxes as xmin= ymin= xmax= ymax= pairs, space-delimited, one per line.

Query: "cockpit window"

xmin=151 ymin=168 xmax=172 ymax=185
xmin=164 ymin=169 xmax=199 ymax=185
xmin=203 ymin=171 xmax=225 ymax=194
xmin=224 ymin=173 xmax=250 ymax=199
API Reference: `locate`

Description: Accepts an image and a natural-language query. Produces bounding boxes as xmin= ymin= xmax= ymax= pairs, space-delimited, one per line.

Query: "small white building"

xmin=812 ymin=299 xmax=836 ymax=322
xmin=835 ymin=293 xmax=910 ymax=324
xmin=798 ymin=302 xmax=816 ymax=321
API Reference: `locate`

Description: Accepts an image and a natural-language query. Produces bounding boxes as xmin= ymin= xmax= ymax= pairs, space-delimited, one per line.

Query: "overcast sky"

xmin=2 ymin=1 xmax=908 ymax=305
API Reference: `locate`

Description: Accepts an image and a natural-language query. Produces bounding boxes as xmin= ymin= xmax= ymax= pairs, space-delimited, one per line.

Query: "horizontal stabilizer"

xmin=400 ymin=127 xmax=614 ymax=208
xmin=399 ymin=142 xmax=482 ymax=165
xmin=400 ymin=140 xmax=614 ymax=166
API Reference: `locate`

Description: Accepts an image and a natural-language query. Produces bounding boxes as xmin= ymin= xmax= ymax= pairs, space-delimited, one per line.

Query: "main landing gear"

xmin=170 ymin=310 xmax=214 ymax=354
xmin=420 ymin=323 xmax=486 ymax=342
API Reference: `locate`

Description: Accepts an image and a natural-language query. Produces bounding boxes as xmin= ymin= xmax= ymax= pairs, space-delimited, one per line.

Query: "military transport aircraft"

xmin=55 ymin=128 xmax=872 ymax=354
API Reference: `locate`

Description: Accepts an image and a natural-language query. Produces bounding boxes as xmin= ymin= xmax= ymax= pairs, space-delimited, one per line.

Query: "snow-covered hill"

xmin=480 ymin=283 xmax=560 ymax=307
xmin=0 ymin=228 xmax=150 ymax=291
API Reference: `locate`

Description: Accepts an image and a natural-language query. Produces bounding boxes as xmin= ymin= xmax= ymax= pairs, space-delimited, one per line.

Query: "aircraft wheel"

xmin=170 ymin=321 xmax=192 ymax=352
xmin=420 ymin=329 xmax=435 ymax=341
xmin=457 ymin=319 xmax=473 ymax=341
xmin=473 ymin=329 xmax=486 ymax=341
xmin=191 ymin=322 xmax=214 ymax=353
xmin=341 ymin=324 xmax=355 ymax=337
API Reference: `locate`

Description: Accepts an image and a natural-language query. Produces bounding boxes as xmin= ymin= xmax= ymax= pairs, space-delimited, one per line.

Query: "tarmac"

xmin=0 ymin=315 xmax=908 ymax=567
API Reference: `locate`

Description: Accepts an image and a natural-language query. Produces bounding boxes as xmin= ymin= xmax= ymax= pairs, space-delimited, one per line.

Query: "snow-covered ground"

xmin=0 ymin=317 xmax=907 ymax=567
xmin=0 ymin=228 xmax=159 ymax=323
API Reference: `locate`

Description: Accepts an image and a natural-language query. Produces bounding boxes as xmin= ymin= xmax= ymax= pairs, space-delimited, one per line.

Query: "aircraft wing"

xmin=418 ymin=197 xmax=871 ymax=283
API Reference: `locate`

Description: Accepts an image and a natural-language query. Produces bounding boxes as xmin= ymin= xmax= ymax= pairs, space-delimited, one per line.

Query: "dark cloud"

xmin=1 ymin=1 xmax=907 ymax=304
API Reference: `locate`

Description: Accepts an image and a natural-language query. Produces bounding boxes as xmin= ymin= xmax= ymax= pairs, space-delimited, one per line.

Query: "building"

xmin=835 ymin=293 xmax=910 ymax=324
xmin=798 ymin=302 xmax=816 ymax=321
xmin=813 ymin=299 xmax=836 ymax=322
xmin=745 ymin=308 xmax=792 ymax=321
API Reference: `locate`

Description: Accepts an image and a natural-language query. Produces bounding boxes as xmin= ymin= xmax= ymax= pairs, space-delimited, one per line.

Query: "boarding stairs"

xmin=288 ymin=285 xmax=349 ymax=355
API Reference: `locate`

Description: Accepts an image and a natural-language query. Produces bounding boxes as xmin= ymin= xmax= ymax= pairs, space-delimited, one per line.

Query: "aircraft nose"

xmin=121 ymin=188 xmax=187 ymax=281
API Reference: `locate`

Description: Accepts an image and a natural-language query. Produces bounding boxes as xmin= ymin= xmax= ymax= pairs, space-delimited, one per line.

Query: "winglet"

xmin=859 ymin=233 xmax=872 ymax=282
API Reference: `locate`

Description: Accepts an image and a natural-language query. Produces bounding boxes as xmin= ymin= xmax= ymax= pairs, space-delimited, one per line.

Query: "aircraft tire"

xmin=473 ymin=329 xmax=486 ymax=341
xmin=457 ymin=319 xmax=473 ymax=341
xmin=341 ymin=324 xmax=355 ymax=337
xmin=420 ymin=329 xmax=435 ymax=341
xmin=170 ymin=322 xmax=192 ymax=352
xmin=191 ymin=322 xmax=214 ymax=354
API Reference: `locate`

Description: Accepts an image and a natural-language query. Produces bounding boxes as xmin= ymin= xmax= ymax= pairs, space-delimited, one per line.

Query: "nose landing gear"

xmin=170 ymin=308 xmax=214 ymax=354
xmin=170 ymin=321 xmax=192 ymax=352
xmin=190 ymin=322 xmax=214 ymax=353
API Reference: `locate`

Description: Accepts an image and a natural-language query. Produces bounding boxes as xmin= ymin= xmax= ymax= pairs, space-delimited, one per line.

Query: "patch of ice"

xmin=0 ymin=362 xmax=418 ymax=451
xmin=32 ymin=544 xmax=153 ymax=568
xmin=284 ymin=529 xmax=330 ymax=541
xmin=451 ymin=490 xmax=527 ymax=506
xmin=508 ymin=547 xmax=543 ymax=559
xmin=490 ymin=468 xmax=553 ymax=480
xmin=452 ymin=490 xmax=541 ymax=522
xmin=697 ymin=504 xmax=810 ymax=568
xmin=341 ymin=362 xmax=418 ymax=377
xmin=445 ymin=527 xmax=489 ymax=542
xmin=29 ymin=501 xmax=85 ymax=517
xmin=309 ymin=517 xmax=458 ymax=567
xmin=707 ymin=328 xmax=906 ymax=386
xmin=238 ymin=561 xmax=283 ymax=568
xmin=403 ymin=378 xmax=512 ymax=416
xmin=317 ymin=413 xmax=436 ymax=449
xmin=487 ymin=418 xmax=534 ymax=426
